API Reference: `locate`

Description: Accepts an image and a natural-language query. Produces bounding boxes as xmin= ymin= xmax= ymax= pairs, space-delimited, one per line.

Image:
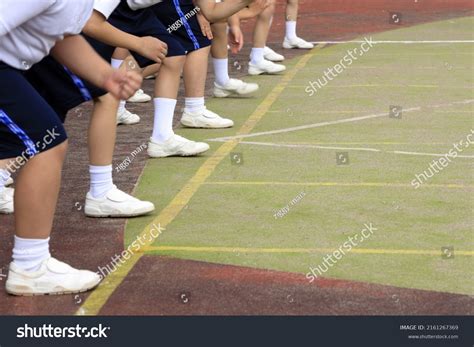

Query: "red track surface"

xmin=0 ymin=0 xmax=472 ymax=315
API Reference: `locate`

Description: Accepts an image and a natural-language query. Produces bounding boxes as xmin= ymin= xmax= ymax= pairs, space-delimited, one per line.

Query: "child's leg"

xmin=252 ymin=3 xmax=275 ymax=52
xmin=282 ymin=0 xmax=314 ymax=49
xmin=211 ymin=22 xmax=231 ymax=87
xmin=285 ymin=0 xmax=299 ymax=37
xmin=84 ymin=93 xmax=155 ymax=217
xmin=147 ymin=55 xmax=210 ymax=157
xmin=88 ymin=94 xmax=118 ymax=167
xmin=0 ymin=66 xmax=100 ymax=295
xmin=111 ymin=49 xmax=142 ymax=125
xmin=13 ymin=142 xmax=67 ymax=239
xmin=211 ymin=22 xmax=260 ymax=97
xmin=180 ymin=47 xmax=233 ymax=129
xmin=183 ymin=47 xmax=211 ymax=100
xmin=249 ymin=3 xmax=286 ymax=75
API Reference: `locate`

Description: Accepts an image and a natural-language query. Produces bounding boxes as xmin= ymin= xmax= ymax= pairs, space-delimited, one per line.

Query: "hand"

xmin=137 ymin=36 xmax=168 ymax=64
xmin=197 ymin=13 xmax=213 ymax=40
xmin=228 ymin=25 xmax=244 ymax=53
xmin=102 ymin=69 xmax=142 ymax=100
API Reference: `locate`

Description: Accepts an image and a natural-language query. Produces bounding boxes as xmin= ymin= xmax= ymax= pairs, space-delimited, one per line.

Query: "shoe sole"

xmin=283 ymin=44 xmax=314 ymax=50
xmin=117 ymin=121 xmax=140 ymax=126
xmin=180 ymin=119 xmax=233 ymax=129
xmin=6 ymin=279 xmax=101 ymax=296
xmin=84 ymin=207 xmax=155 ymax=218
xmin=148 ymin=146 xmax=210 ymax=158
xmin=248 ymin=68 xmax=286 ymax=76
xmin=213 ymin=87 xmax=259 ymax=98
xmin=127 ymin=99 xmax=151 ymax=103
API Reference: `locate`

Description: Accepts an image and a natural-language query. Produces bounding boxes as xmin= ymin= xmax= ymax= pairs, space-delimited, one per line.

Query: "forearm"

xmin=82 ymin=12 xmax=139 ymax=53
xmin=51 ymin=35 xmax=112 ymax=89
xmin=196 ymin=0 xmax=252 ymax=22
xmin=228 ymin=14 xmax=240 ymax=27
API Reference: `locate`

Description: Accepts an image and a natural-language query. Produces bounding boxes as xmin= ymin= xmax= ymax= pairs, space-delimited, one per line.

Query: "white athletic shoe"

xmin=147 ymin=135 xmax=210 ymax=158
xmin=85 ymin=186 xmax=155 ymax=218
xmin=5 ymin=177 xmax=13 ymax=186
xmin=0 ymin=187 xmax=14 ymax=214
xmin=181 ymin=108 xmax=234 ymax=129
xmin=117 ymin=108 xmax=140 ymax=125
xmin=6 ymin=257 xmax=101 ymax=296
xmin=263 ymin=46 xmax=285 ymax=62
xmin=283 ymin=36 xmax=315 ymax=49
xmin=127 ymin=89 xmax=151 ymax=103
xmin=248 ymin=59 xmax=286 ymax=76
xmin=213 ymin=78 xmax=259 ymax=98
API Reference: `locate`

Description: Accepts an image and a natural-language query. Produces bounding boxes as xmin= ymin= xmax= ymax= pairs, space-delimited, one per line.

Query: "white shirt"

xmin=0 ymin=0 xmax=94 ymax=70
xmin=93 ymin=0 xmax=163 ymax=19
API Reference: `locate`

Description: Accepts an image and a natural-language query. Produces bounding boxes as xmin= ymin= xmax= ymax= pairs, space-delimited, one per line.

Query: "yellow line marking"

xmin=288 ymin=84 xmax=471 ymax=89
xmin=268 ymin=110 xmax=473 ymax=115
xmin=203 ymin=181 xmax=473 ymax=189
xmin=76 ymin=46 xmax=323 ymax=316
xmin=267 ymin=141 xmax=451 ymax=145
xmin=143 ymin=245 xmax=474 ymax=257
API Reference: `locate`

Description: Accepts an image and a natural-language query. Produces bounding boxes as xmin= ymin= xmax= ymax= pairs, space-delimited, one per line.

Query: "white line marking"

xmin=311 ymin=40 xmax=474 ymax=44
xmin=233 ymin=141 xmax=474 ymax=159
xmin=208 ymin=99 xmax=474 ymax=142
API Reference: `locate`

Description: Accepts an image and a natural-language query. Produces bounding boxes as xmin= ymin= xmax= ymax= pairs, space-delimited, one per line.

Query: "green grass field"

xmin=126 ymin=17 xmax=474 ymax=295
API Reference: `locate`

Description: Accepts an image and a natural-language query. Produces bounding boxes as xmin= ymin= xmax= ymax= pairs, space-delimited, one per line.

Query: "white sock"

xmin=89 ymin=165 xmax=114 ymax=199
xmin=111 ymin=59 xmax=126 ymax=113
xmin=285 ymin=21 xmax=297 ymax=40
xmin=184 ymin=97 xmax=205 ymax=114
xmin=151 ymin=98 xmax=177 ymax=143
xmin=0 ymin=168 xmax=10 ymax=194
xmin=250 ymin=48 xmax=265 ymax=65
xmin=12 ymin=236 xmax=51 ymax=272
xmin=213 ymin=58 xmax=230 ymax=86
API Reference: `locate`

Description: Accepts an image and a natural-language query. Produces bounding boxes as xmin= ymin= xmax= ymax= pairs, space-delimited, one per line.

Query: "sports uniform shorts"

xmin=0 ymin=62 xmax=68 ymax=160
xmin=151 ymin=0 xmax=212 ymax=54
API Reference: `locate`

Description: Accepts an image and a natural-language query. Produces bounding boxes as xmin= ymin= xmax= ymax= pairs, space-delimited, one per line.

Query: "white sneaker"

xmin=263 ymin=46 xmax=285 ymax=62
xmin=127 ymin=89 xmax=151 ymax=103
xmin=6 ymin=257 xmax=101 ymax=296
xmin=85 ymin=186 xmax=155 ymax=218
xmin=0 ymin=187 xmax=14 ymax=214
xmin=213 ymin=78 xmax=259 ymax=98
xmin=147 ymin=135 xmax=210 ymax=158
xmin=6 ymin=177 xmax=13 ymax=186
xmin=248 ymin=59 xmax=286 ymax=76
xmin=283 ymin=36 xmax=315 ymax=49
xmin=181 ymin=107 xmax=234 ymax=128
xmin=117 ymin=108 xmax=140 ymax=125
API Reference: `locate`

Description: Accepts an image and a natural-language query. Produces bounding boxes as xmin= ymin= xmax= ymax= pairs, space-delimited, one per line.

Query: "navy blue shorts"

xmin=0 ymin=63 xmax=67 ymax=160
xmin=25 ymin=52 xmax=107 ymax=122
xmin=108 ymin=1 xmax=186 ymax=62
xmin=152 ymin=0 xmax=212 ymax=53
